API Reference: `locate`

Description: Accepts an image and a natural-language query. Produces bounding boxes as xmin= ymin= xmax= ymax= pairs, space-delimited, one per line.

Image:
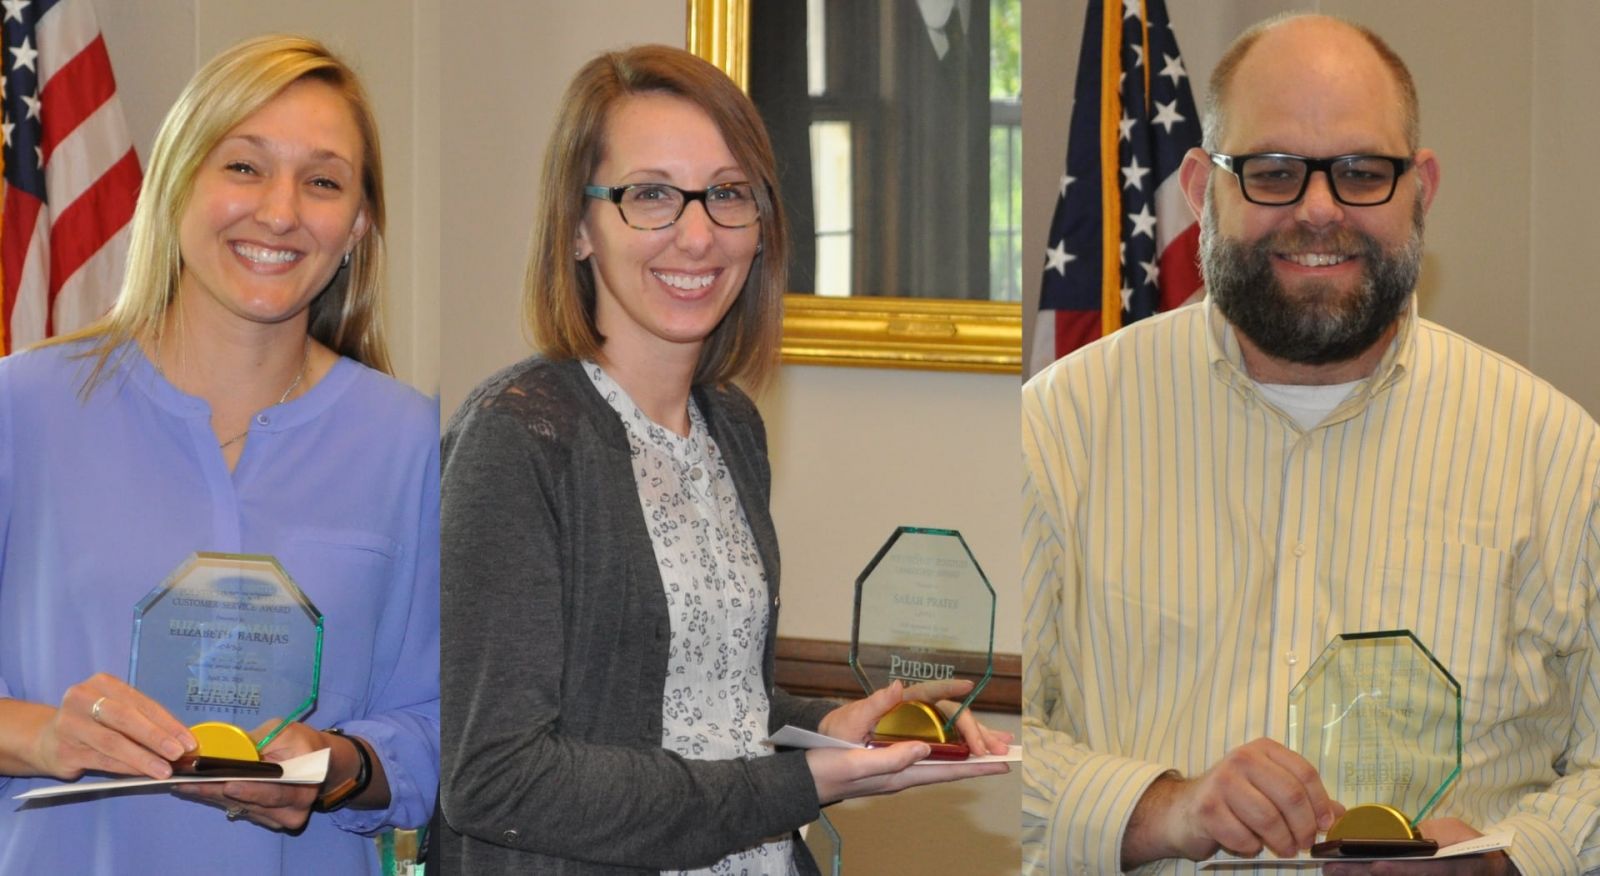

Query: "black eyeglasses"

xmin=583 ymin=182 xmax=760 ymax=230
xmin=1209 ymin=152 xmax=1414 ymax=206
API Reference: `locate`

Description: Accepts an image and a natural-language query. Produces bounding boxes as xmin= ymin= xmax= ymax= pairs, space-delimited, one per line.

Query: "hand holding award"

xmin=848 ymin=527 xmax=1000 ymax=758
xmin=1286 ymin=630 xmax=1462 ymax=858
xmin=130 ymin=553 xmax=324 ymax=778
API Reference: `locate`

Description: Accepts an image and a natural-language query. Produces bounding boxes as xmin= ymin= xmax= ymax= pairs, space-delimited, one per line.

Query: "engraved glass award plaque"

xmin=1286 ymin=630 xmax=1462 ymax=858
xmin=130 ymin=553 xmax=323 ymax=763
xmin=849 ymin=527 xmax=996 ymax=755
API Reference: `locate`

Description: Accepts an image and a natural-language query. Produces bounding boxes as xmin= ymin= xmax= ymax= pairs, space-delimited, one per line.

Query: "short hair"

xmin=526 ymin=44 xmax=788 ymax=389
xmin=57 ymin=33 xmax=391 ymax=391
xmin=1202 ymin=14 xmax=1420 ymax=152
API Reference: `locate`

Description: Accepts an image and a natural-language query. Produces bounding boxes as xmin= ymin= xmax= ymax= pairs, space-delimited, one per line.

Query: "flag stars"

xmin=10 ymin=36 xmax=36 ymax=73
xmin=1129 ymin=43 xmax=1144 ymax=69
xmin=1160 ymin=53 xmax=1187 ymax=86
xmin=1045 ymin=240 xmax=1075 ymax=276
xmin=1140 ymin=258 xmax=1161 ymax=288
xmin=1122 ymin=0 xmax=1141 ymax=20
xmin=1119 ymin=112 xmax=1137 ymax=142
xmin=1152 ymin=99 xmax=1186 ymax=134
xmin=1 ymin=0 xmax=28 ymax=24
xmin=2 ymin=120 xmax=11 ymax=147
xmin=21 ymin=89 xmax=39 ymax=120
xmin=1121 ymin=155 xmax=1150 ymax=191
xmin=1129 ymin=205 xmax=1157 ymax=239
xmin=1121 ymin=285 xmax=1134 ymax=311
xmin=1059 ymin=172 xmax=1075 ymax=197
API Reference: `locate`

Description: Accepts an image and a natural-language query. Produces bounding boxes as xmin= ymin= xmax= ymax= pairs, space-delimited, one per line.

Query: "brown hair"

xmin=50 ymin=34 xmax=391 ymax=392
xmin=1203 ymin=14 xmax=1420 ymax=152
xmin=526 ymin=44 xmax=787 ymax=389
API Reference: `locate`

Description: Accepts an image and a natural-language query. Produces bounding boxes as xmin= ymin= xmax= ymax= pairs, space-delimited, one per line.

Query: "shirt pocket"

xmin=1368 ymin=540 xmax=1515 ymax=728
xmin=280 ymin=527 xmax=401 ymax=710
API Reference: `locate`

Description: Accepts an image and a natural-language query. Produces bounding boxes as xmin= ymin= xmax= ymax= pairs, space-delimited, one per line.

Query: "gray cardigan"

xmin=438 ymin=357 xmax=835 ymax=875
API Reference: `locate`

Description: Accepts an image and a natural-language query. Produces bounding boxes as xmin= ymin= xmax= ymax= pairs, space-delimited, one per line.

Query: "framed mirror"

xmin=687 ymin=0 xmax=1022 ymax=374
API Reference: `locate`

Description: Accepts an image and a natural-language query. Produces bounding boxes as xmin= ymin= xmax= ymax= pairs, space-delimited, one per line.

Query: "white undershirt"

xmin=1252 ymin=379 xmax=1361 ymax=430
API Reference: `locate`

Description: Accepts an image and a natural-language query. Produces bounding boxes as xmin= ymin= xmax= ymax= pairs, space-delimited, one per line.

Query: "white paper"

xmin=14 ymin=748 xmax=330 ymax=801
xmin=1196 ymin=831 xmax=1513 ymax=869
xmin=767 ymin=725 xmax=1021 ymax=765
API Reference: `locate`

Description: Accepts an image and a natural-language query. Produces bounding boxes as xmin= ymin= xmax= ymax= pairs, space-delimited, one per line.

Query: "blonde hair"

xmin=52 ymin=33 xmax=390 ymax=391
xmin=526 ymin=44 xmax=788 ymax=389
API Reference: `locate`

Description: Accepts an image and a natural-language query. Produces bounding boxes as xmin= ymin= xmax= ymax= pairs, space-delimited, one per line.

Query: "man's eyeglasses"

xmin=583 ymin=182 xmax=760 ymax=230
xmin=1209 ymin=152 xmax=1414 ymax=206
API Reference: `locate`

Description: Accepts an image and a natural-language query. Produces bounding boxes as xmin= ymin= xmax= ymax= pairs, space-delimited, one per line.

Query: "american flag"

xmin=0 ymin=0 xmax=139 ymax=355
xmin=1027 ymin=0 xmax=1202 ymax=378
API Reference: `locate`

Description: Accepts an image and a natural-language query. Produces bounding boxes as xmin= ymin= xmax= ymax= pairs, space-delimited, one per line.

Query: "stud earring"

xmin=341 ymin=251 xmax=351 ymax=269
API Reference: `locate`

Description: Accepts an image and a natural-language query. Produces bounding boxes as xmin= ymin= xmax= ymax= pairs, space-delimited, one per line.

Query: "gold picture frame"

xmin=686 ymin=0 xmax=1022 ymax=375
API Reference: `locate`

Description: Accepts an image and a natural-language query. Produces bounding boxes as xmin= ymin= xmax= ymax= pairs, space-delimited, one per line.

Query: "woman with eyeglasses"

xmin=0 ymin=36 xmax=437 ymax=874
xmin=439 ymin=45 xmax=1009 ymax=874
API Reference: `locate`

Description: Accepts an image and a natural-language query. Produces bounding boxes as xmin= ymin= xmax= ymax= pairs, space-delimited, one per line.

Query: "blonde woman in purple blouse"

xmin=0 ymin=36 xmax=437 ymax=874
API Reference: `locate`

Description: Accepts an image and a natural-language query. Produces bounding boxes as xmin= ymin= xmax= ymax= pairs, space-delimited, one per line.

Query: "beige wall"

xmin=96 ymin=0 xmax=440 ymax=395
xmin=1028 ymin=1 xmax=1600 ymax=416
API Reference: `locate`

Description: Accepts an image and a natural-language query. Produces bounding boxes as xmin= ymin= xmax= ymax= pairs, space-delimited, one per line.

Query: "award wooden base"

xmin=1311 ymin=804 xmax=1438 ymax=858
xmin=866 ymin=702 xmax=971 ymax=760
xmin=168 ymin=722 xmax=284 ymax=778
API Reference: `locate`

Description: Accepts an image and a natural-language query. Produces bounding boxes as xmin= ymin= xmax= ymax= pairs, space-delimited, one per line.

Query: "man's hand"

xmin=1322 ymin=819 xmax=1519 ymax=876
xmin=1122 ymin=738 xmax=1342 ymax=867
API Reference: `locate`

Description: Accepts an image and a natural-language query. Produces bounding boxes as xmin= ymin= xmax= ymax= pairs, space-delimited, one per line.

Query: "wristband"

xmin=313 ymin=728 xmax=372 ymax=813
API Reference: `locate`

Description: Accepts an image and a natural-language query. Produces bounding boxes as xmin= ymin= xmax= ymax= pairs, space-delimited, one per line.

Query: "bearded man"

xmin=1021 ymin=14 xmax=1600 ymax=876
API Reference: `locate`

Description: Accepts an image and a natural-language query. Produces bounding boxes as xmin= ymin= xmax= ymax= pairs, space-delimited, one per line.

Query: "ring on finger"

xmin=225 ymin=805 xmax=245 ymax=821
xmin=90 ymin=696 xmax=108 ymax=724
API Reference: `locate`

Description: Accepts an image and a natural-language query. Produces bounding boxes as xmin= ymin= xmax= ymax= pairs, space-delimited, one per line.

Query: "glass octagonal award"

xmin=849 ymin=527 xmax=996 ymax=755
xmin=130 ymin=553 xmax=323 ymax=761
xmin=1286 ymin=630 xmax=1462 ymax=858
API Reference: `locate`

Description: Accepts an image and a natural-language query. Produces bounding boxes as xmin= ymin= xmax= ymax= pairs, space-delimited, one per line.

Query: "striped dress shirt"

xmin=1021 ymin=299 xmax=1600 ymax=875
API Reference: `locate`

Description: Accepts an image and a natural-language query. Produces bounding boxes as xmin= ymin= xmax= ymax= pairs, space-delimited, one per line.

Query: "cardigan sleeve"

xmin=440 ymin=401 xmax=822 ymax=869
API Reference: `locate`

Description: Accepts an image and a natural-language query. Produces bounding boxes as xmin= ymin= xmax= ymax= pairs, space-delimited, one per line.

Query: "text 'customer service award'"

xmin=130 ymin=553 xmax=323 ymax=766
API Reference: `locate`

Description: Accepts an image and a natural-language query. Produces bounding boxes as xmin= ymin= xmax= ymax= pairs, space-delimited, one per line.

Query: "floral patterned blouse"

xmin=586 ymin=363 xmax=796 ymax=876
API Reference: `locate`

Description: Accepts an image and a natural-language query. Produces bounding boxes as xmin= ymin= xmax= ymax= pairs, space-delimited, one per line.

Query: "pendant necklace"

xmin=216 ymin=340 xmax=310 ymax=450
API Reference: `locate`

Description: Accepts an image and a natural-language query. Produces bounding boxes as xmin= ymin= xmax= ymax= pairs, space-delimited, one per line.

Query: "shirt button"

xmin=1293 ymin=542 xmax=1307 ymax=558
xmin=502 ymin=829 xmax=519 ymax=845
xmin=1285 ymin=652 xmax=1299 ymax=666
xmin=690 ymin=467 xmax=703 ymax=481
xmin=256 ymin=414 xmax=270 ymax=426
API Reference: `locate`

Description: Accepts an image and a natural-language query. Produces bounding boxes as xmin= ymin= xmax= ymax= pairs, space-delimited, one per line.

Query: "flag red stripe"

xmin=47 ymin=147 xmax=138 ymax=296
xmin=1157 ymin=224 xmax=1201 ymax=311
xmin=1055 ymin=309 xmax=1102 ymax=360
xmin=39 ymin=34 xmax=116 ymax=164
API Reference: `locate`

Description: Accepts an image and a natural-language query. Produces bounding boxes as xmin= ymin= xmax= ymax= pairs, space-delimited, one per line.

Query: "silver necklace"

xmin=217 ymin=341 xmax=310 ymax=450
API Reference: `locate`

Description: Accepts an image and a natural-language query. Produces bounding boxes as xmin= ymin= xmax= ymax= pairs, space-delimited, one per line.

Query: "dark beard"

xmin=1201 ymin=197 xmax=1423 ymax=366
